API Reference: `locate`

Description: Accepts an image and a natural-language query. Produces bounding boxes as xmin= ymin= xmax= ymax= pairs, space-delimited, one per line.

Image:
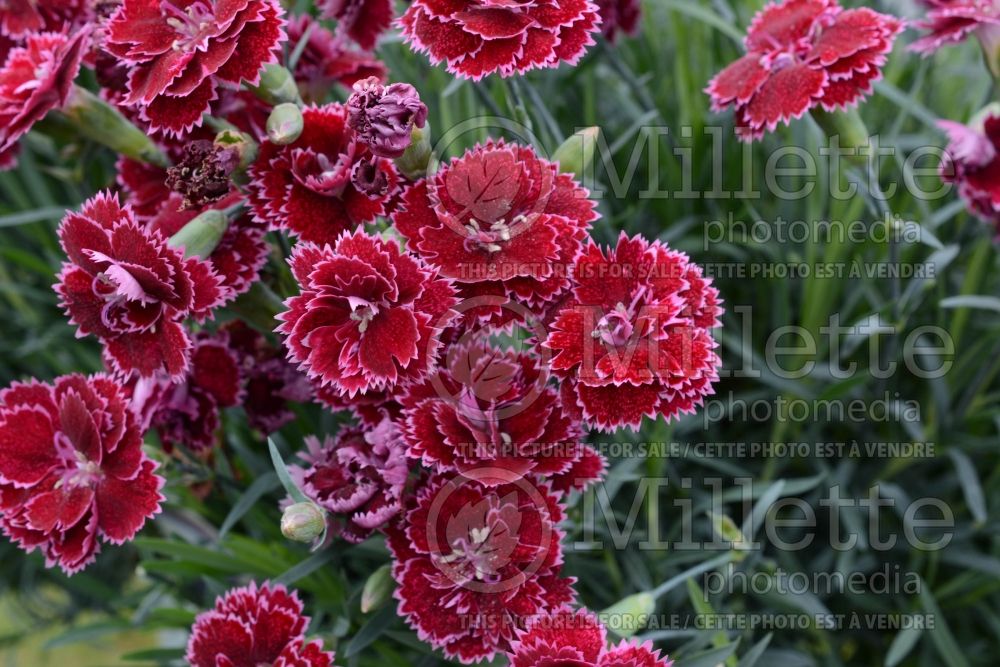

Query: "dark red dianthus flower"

xmin=278 ymin=230 xmax=458 ymax=396
xmin=392 ymin=140 xmax=596 ymax=324
xmin=705 ymin=0 xmax=902 ymax=141
xmin=939 ymin=111 xmax=1000 ymax=231
xmin=911 ymin=0 xmax=1000 ymax=55
xmin=402 ymin=341 xmax=592 ymax=485
xmin=133 ymin=334 xmax=243 ymax=453
xmin=544 ymin=233 xmax=723 ymax=432
xmin=186 ymin=581 xmax=335 ymax=667
xmin=289 ymin=417 xmax=409 ymax=543
xmin=0 ymin=30 xmax=90 ymax=153
xmin=400 ymin=0 xmax=601 ymax=80
xmin=597 ymin=0 xmax=641 ymax=42
xmin=0 ymin=373 xmax=163 ymax=574
xmin=321 ymin=0 xmax=394 ymax=51
xmin=287 ymin=14 xmax=387 ymax=104
xmin=388 ymin=473 xmax=574 ymax=663
xmin=248 ymin=103 xmax=399 ymax=243
xmin=0 ymin=0 xmax=93 ymax=38
xmin=55 ymin=192 xmax=227 ymax=378
xmin=105 ymin=0 xmax=285 ymax=136
xmin=509 ymin=606 xmax=673 ymax=667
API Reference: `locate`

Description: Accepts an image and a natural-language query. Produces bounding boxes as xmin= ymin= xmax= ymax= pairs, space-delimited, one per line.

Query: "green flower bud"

xmin=252 ymin=64 xmax=303 ymax=106
xmin=60 ymin=85 xmax=169 ymax=168
xmin=168 ymin=209 xmax=228 ymax=259
xmin=361 ymin=564 xmax=394 ymax=613
xmin=266 ymin=103 xmax=304 ymax=146
xmin=215 ymin=129 xmax=258 ymax=169
xmin=280 ymin=502 xmax=326 ymax=544
xmin=600 ymin=592 xmax=656 ymax=638
xmin=394 ymin=122 xmax=434 ymax=180
xmin=552 ymin=126 xmax=599 ymax=178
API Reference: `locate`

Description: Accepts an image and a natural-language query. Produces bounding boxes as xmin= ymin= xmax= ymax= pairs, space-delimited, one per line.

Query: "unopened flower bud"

xmin=552 ymin=126 xmax=599 ymax=178
xmin=361 ymin=564 xmax=394 ymax=613
xmin=61 ymin=85 xmax=168 ymax=168
xmin=600 ymin=592 xmax=656 ymax=637
xmin=253 ymin=64 xmax=303 ymax=106
xmin=215 ymin=129 xmax=258 ymax=170
xmin=266 ymin=103 xmax=304 ymax=145
xmin=394 ymin=122 xmax=433 ymax=180
xmin=168 ymin=209 xmax=229 ymax=259
xmin=280 ymin=501 xmax=326 ymax=543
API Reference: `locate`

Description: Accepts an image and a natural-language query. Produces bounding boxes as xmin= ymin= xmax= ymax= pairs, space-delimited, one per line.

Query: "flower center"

xmin=591 ymin=285 xmax=647 ymax=347
xmin=438 ymin=525 xmax=503 ymax=583
xmin=348 ymin=298 xmax=379 ymax=334
xmin=62 ymin=449 xmax=102 ymax=488
xmin=162 ymin=0 xmax=215 ymax=52
xmin=462 ymin=216 xmax=524 ymax=254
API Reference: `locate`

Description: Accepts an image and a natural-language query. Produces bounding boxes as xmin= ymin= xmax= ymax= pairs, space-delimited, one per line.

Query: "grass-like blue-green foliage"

xmin=1 ymin=1 xmax=999 ymax=665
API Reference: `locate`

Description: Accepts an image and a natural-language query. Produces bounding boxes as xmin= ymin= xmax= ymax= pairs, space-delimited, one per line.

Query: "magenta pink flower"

xmin=133 ymin=334 xmax=243 ymax=453
xmin=544 ymin=232 xmax=723 ymax=432
xmin=222 ymin=320 xmax=313 ymax=434
xmin=290 ymin=417 xmax=409 ymax=543
xmin=939 ymin=111 xmax=1000 ymax=229
xmin=401 ymin=341 xmax=591 ymax=485
xmin=388 ymin=474 xmax=574 ymax=663
xmin=278 ymin=230 xmax=458 ymax=397
xmin=105 ymin=0 xmax=285 ymax=136
xmin=287 ymin=14 xmax=387 ymax=104
xmin=509 ymin=607 xmax=673 ymax=667
xmin=248 ymin=103 xmax=399 ymax=244
xmin=0 ymin=30 xmax=90 ymax=153
xmin=597 ymin=0 xmax=641 ymax=43
xmin=705 ymin=0 xmax=902 ymax=141
xmin=0 ymin=0 xmax=93 ymax=39
xmin=400 ymin=0 xmax=601 ymax=80
xmin=186 ymin=581 xmax=335 ymax=667
xmin=912 ymin=0 xmax=1000 ymax=55
xmin=0 ymin=373 xmax=163 ymax=574
xmin=347 ymin=77 xmax=428 ymax=159
xmin=392 ymin=140 xmax=597 ymax=324
xmin=55 ymin=192 xmax=227 ymax=378
xmin=320 ymin=0 xmax=394 ymax=51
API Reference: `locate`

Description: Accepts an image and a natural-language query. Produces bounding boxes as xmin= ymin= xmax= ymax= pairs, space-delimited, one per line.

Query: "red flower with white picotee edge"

xmin=54 ymin=192 xmax=227 ymax=379
xmin=939 ymin=111 xmax=1000 ymax=231
xmin=911 ymin=0 xmax=1000 ymax=55
xmin=320 ymin=0 xmax=394 ymax=51
xmin=544 ymin=232 xmax=723 ymax=433
xmin=0 ymin=30 xmax=90 ymax=153
xmin=105 ymin=0 xmax=285 ymax=136
xmin=132 ymin=333 xmax=243 ymax=453
xmin=186 ymin=581 xmax=335 ymax=667
xmin=400 ymin=0 xmax=601 ymax=81
xmin=388 ymin=473 xmax=575 ymax=664
xmin=0 ymin=373 xmax=163 ymax=575
xmin=402 ymin=341 xmax=597 ymax=486
xmin=705 ymin=0 xmax=902 ymax=141
xmin=509 ymin=607 xmax=673 ymax=667
xmin=0 ymin=0 xmax=93 ymax=39
xmin=278 ymin=230 xmax=458 ymax=397
xmin=393 ymin=140 xmax=596 ymax=324
xmin=248 ymin=103 xmax=399 ymax=244
xmin=287 ymin=14 xmax=387 ymax=104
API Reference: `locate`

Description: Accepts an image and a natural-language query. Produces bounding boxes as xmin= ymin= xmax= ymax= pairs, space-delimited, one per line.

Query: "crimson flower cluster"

xmin=0 ymin=0 xmax=741 ymax=663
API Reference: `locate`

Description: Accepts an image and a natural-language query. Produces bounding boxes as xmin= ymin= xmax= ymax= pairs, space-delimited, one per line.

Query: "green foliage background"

xmin=1 ymin=0 xmax=999 ymax=666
